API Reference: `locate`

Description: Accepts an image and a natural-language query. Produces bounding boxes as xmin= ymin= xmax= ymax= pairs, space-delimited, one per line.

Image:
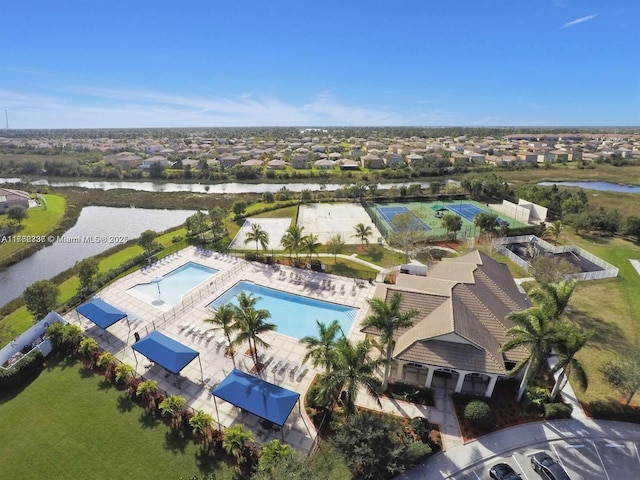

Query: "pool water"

xmin=128 ymin=262 xmax=218 ymax=307
xmin=208 ymin=281 xmax=358 ymax=340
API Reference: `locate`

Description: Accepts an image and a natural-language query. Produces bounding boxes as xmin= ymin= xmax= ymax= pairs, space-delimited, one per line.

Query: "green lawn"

xmin=342 ymin=244 xmax=407 ymax=268
xmin=0 ymin=356 xmax=235 ymax=480
xmin=554 ymin=232 xmax=640 ymax=404
xmin=0 ymin=194 xmax=66 ymax=260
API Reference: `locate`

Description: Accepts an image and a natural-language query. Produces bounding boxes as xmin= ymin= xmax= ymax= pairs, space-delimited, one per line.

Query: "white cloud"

xmin=0 ymin=87 xmax=424 ymax=128
xmin=562 ymin=14 xmax=598 ymax=28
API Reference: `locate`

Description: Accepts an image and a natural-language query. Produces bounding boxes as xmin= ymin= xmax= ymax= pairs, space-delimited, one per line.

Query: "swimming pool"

xmin=208 ymin=281 xmax=358 ymax=340
xmin=128 ymin=262 xmax=218 ymax=307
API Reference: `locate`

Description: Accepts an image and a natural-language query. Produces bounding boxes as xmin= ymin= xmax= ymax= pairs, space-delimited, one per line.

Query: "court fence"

xmin=494 ymin=235 xmax=619 ymax=281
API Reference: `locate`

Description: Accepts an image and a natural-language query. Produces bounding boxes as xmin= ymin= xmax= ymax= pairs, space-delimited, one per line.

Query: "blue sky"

xmin=1 ymin=0 xmax=638 ymax=128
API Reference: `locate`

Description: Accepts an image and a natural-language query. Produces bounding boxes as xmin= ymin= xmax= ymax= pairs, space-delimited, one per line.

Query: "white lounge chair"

xmin=296 ymin=368 xmax=309 ymax=381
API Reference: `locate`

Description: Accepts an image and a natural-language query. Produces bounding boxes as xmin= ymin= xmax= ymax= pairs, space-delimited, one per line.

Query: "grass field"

xmin=0 ymin=356 xmax=235 ymax=480
xmin=498 ymin=162 xmax=640 ymax=186
xmin=0 ymin=194 xmax=66 ymax=260
xmin=556 ymin=232 xmax=640 ymax=404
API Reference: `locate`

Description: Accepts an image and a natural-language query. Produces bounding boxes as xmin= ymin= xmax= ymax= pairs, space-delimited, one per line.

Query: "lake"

xmin=0 ymin=178 xmax=453 ymax=194
xmin=538 ymin=181 xmax=640 ymax=194
xmin=0 ymin=207 xmax=195 ymax=308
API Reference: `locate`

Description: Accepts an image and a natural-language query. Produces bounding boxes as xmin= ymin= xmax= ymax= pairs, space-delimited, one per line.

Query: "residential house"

xmin=338 ymin=159 xmax=360 ymax=170
xmin=362 ymin=251 xmax=530 ymax=398
xmin=266 ymin=159 xmax=286 ymax=170
xmin=103 ymin=152 xmax=143 ymax=169
xmin=385 ymin=153 xmax=404 ymax=166
xmin=218 ymin=155 xmax=242 ymax=168
xmin=0 ymin=188 xmax=30 ymax=212
xmin=314 ymin=159 xmax=335 ymax=170
xmin=290 ymin=155 xmax=308 ymax=169
xmin=360 ymin=153 xmax=384 ymax=169
xmin=140 ymin=156 xmax=170 ymax=170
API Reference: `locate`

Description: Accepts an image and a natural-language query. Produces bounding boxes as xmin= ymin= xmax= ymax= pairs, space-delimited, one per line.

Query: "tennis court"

xmin=444 ymin=203 xmax=487 ymax=222
xmin=376 ymin=206 xmax=431 ymax=232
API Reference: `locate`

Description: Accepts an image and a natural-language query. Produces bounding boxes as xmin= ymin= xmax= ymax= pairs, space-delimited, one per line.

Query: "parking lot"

xmin=455 ymin=438 xmax=640 ymax=480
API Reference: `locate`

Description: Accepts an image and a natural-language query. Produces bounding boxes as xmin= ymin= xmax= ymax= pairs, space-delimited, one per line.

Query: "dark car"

xmin=489 ymin=463 xmax=521 ymax=480
xmin=530 ymin=452 xmax=571 ymax=480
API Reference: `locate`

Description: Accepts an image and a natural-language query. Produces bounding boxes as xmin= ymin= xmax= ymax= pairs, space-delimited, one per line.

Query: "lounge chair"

xmin=289 ymin=364 xmax=299 ymax=376
xmin=296 ymin=368 xmax=309 ymax=381
xmin=205 ymin=330 xmax=216 ymax=341
xmin=271 ymin=359 xmax=282 ymax=373
xmin=278 ymin=361 xmax=290 ymax=374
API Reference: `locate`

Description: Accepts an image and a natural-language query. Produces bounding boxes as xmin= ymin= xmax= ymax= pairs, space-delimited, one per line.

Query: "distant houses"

xmin=0 ymin=188 xmax=30 ymax=212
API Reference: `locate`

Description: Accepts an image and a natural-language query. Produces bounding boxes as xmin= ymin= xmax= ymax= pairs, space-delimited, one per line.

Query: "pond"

xmin=0 ymin=207 xmax=195 ymax=308
xmin=538 ymin=181 xmax=640 ymax=194
xmin=0 ymin=177 xmax=455 ymax=194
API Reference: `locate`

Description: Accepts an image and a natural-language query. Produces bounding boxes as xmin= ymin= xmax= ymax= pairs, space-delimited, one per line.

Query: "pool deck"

xmin=64 ymin=245 xmax=376 ymax=454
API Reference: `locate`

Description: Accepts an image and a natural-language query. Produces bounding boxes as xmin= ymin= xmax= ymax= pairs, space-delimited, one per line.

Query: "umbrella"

xmin=150 ymin=276 xmax=163 ymax=295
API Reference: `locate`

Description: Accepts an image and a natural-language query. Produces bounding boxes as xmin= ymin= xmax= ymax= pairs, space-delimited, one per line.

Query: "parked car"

xmin=530 ymin=452 xmax=571 ymax=480
xmin=489 ymin=463 xmax=521 ymax=480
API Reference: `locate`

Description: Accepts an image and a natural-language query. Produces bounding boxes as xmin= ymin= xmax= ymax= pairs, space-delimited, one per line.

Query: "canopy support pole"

xmin=131 ymin=349 xmax=139 ymax=372
xmin=198 ymin=355 xmax=204 ymax=384
xmin=213 ymin=395 xmax=221 ymax=429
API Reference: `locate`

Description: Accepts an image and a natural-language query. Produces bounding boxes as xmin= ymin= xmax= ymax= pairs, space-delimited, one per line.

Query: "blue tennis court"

xmin=445 ymin=203 xmax=487 ymax=222
xmin=376 ymin=206 xmax=431 ymax=231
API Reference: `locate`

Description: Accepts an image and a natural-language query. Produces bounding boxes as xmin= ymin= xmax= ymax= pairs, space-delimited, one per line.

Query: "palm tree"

xmin=529 ymin=280 xmax=577 ymax=321
xmin=233 ymin=292 xmax=276 ymax=372
xmin=136 ymin=379 xmax=159 ymax=411
xmin=245 ymin=222 xmax=269 ymax=256
xmin=301 ymin=320 xmax=344 ymax=373
xmin=326 ymin=234 xmax=345 ymax=262
xmin=115 ymin=363 xmax=134 ymax=384
xmin=258 ymin=440 xmax=294 ymax=472
xmin=549 ymin=323 xmax=591 ymax=400
xmin=205 ymin=303 xmax=239 ymax=367
xmin=159 ymin=394 xmax=187 ymax=430
xmin=545 ymin=220 xmax=564 ymax=245
xmin=189 ymin=410 xmax=215 ymax=447
xmin=77 ymin=337 xmax=99 ymax=368
xmin=353 ymin=223 xmax=372 ymax=249
xmin=361 ymin=292 xmax=419 ymax=391
xmin=501 ymin=307 xmax=562 ymax=402
xmin=317 ymin=338 xmax=383 ymax=414
xmin=280 ymin=225 xmax=305 ymax=263
xmin=301 ymin=233 xmax=321 ymax=261
xmin=223 ymin=423 xmax=254 ymax=466
xmin=96 ymin=351 xmax=117 ymax=381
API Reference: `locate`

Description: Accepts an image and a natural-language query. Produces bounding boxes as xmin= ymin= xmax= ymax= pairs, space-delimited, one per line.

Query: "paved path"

xmin=396 ymin=419 xmax=640 ymax=479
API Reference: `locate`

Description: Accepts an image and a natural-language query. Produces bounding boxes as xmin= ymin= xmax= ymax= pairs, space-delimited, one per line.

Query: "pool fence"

xmin=494 ymin=235 xmax=619 ymax=281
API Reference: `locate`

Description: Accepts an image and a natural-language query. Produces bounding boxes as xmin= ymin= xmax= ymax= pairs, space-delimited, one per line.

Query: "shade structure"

xmin=431 ymin=204 xmax=448 ymax=211
xmin=76 ymin=298 xmax=127 ymax=330
xmin=212 ymin=369 xmax=300 ymax=426
xmin=132 ymin=331 xmax=199 ymax=374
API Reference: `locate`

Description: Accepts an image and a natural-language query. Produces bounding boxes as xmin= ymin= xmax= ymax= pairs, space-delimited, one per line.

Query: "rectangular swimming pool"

xmin=208 ymin=281 xmax=358 ymax=340
xmin=128 ymin=262 xmax=218 ymax=307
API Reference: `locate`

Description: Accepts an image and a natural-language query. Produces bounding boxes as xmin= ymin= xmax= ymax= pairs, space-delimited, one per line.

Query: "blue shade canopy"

xmin=76 ymin=298 xmax=127 ymax=330
xmin=132 ymin=331 xmax=199 ymax=374
xmin=212 ymin=369 xmax=300 ymax=426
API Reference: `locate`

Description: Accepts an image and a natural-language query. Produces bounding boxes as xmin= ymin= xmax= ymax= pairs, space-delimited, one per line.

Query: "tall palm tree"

xmin=529 ymin=280 xmax=577 ymax=320
xmin=301 ymin=320 xmax=344 ymax=373
xmin=353 ymin=223 xmax=372 ymax=249
xmin=362 ymin=292 xmax=419 ymax=391
xmin=317 ymin=338 xmax=383 ymax=414
xmin=545 ymin=220 xmax=564 ymax=245
xmin=501 ymin=307 xmax=562 ymax=402
xmin=223 ymin=424 xmax=254 ymax=466
xmin=136 ymin=379 xmax=159 ymax=411
xmin=280 ymin=225 xmax=305 ymax=263
xmin=549 ymin=323 xmax=591 ymax=400
xmin=205 ymin=303 xmax=239 ymax=367
xmin=159 ymin=394 xmax=187 ymax=430
xmin=301 ymin=233 xmax=321 ymax=261
xmin=233 ymin=293 xmax=276 ymax=372
xmin=245 ymin=222 xmax=269 ymax=255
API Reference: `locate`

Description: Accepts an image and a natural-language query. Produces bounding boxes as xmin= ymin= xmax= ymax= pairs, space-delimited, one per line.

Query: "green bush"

xmin=587 ymin=400 xmax=640 ymax=423
xmin=463 ymin=400 xmax=494 ymax=431
xmin=544 ymin=402 xmax=573 ymax=419
xmin=0 ymin=350 xmax=45 ymax=389
xmin=409 ymin=416 xmax=431 ymax=442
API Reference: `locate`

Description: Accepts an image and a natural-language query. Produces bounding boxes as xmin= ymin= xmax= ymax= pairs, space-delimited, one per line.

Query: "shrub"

xmin=586 ymin=400 xmax=640 ymax=424
xmin=171 ymin=235 xmax=183 ymax=243
xmin=409 ymin=416 xmax=431 ymax=442
xmin=0 ymin=350 xmax=45 ymax=389
xmin=463 ymin=400 xmax=494 ymax=431
xmin=544 ymin=402 xmax=573 ymax=419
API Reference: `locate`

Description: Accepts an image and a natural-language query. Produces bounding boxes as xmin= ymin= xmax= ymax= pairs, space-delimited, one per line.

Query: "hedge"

xmin=543 ymin=402 xmax=573 ymax=419
xmin=0 ymin=349 xmax=45 ymax=389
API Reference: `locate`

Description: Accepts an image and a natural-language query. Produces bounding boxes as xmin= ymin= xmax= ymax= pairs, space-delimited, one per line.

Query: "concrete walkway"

xmin=397 ymin=419 xmax=640 ymax=479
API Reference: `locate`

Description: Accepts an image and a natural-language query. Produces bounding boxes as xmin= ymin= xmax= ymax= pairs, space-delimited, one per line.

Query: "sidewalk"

xmin=397 ymin=419 xmax=640 ymax=479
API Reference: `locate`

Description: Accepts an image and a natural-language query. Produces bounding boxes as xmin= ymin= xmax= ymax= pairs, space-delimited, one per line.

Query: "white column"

xmin=395 ymin=361 xmax=405 ymax=382
xmin=425 ymin=367 xmax=434 ymax=389
xmin=484 ymin=375 xmax=498 ymax=398
xmin=454 ymin=371 xmax=467 ymax=393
